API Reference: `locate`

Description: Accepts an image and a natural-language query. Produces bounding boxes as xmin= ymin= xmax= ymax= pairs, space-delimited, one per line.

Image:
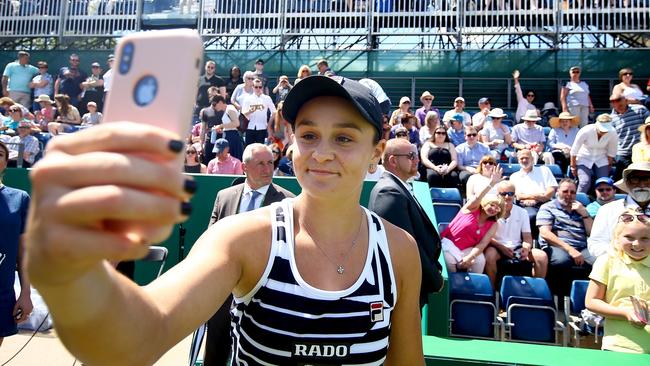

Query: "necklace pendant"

xmin=337 ymin=265 xmax=345 ymax=274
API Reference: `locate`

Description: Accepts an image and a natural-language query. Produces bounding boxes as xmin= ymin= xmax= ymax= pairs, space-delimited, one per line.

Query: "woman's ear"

xmin=372 ymin=139 xmax=386 ymax=165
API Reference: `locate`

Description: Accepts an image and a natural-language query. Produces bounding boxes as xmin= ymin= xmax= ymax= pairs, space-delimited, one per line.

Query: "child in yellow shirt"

xmin=586 ymin=208 xmax=650 ymax=353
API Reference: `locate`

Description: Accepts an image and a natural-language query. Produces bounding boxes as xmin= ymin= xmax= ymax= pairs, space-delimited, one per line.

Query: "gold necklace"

xmin=299 ymin=210 xmax=365 ymax=275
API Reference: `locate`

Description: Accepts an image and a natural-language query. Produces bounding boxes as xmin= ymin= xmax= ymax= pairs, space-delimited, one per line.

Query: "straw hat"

xmin=521 ymin=109 xmax=541 ymax=122
xmin=420 ymin=91 xmax=434 ymax=101
xmin=615 ymin=162 xmax=650 ymax=193
xmin=638 ymin=116 xmax=650 ymax=133
xmin=34 ymin=94 xmax=53 ymax=103
xmin=549 ymin=112 xmax=579 ymax=128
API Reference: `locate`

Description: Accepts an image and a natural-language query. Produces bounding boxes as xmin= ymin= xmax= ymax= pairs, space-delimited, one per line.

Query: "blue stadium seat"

xmin=429 ymin=187 xmax=462 ymax=205
xmin=564 ymin=280 xmax=603 ymax=347
xmin=499 ymin=163 xmax=521 ymax=179
xmin=502 ymin=118 xmax=514 ymax=127
xmin=500 ymin=276 xmax=567 ymax=346
xmin=544 ymin=164 xmax=565 ymax=181
xmin=575 ymin=192 xmax=591 ymax=207
xmin=615 ymin=193 xmax=627 ymax=201
xmin=449 ymin=273 xmax=502 ymax=340
xmin=504 ymin=111 xmax=515 ymax=121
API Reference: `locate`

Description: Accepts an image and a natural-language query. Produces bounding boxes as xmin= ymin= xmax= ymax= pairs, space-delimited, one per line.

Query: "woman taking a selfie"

xmin=26 ymin=76 xmax=424 ymax=365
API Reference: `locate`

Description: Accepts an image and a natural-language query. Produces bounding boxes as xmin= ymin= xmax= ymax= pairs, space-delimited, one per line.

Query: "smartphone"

xmin=103 ymin=29 xmax=202 ymax=144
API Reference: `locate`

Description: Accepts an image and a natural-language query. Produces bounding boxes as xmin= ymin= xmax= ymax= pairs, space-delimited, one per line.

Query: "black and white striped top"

xmin=230 ymin=198 xmax=397 ymax=366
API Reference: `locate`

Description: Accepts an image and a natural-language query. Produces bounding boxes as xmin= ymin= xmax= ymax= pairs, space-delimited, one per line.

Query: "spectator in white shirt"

xmin=588 ymin=162 xmax=650 ymax=258
xmin=472 ymin=97 xmax=491 ymax=131
xmin=570 ymin=114 xmax=618 ymax=193
xmin=443 ymin=97 xmax=472 ymax=127
xmin=241 ymin=79 xmax=276 ymax=147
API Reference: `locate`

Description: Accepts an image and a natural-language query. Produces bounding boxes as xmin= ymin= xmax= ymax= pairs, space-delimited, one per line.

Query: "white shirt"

xmin=495 ymin=205 xmax=531 ymax=249
xmin=364 ymin=164 xmax=386 ymax=181
xmin=570 ymin=124 xmax=618 ymax=168
xmin=510 ymin=166 xmax=558 ymax=197
xmin=358 ymin=78 xmax=389 ymax=103
xmin=588 ymin=196 xmax=647 ymax=257
xmin=242 ymin=93 xmax=276 ymax=130
xmin=466 ymin=173 xmax=497 ymax=198
xmin=238 ymin=183 xmax=271 ymax=213
xmin=102 ymin=69 xmax=113 ymax=92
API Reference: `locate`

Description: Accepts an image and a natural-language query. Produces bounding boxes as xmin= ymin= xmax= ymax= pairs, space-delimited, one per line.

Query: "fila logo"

xmin=370 ymin=301 xmax=384 ymax=322
xmin=293 ymin=343 xmax=350 ymax=359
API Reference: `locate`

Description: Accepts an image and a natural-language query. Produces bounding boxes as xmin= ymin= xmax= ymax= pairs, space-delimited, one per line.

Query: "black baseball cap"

xmin=283 ymin=76 xmax=383 ymax=138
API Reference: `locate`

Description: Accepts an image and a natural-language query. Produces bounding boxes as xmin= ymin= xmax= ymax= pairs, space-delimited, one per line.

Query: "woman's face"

xmin=292 ymin=96 xmax=383 ymax=200
xmin=491 ymin=117 xmax=502 ymax=127
xmin=433 ymin=128 xmax=446 ymax=142
xmin=231 ymin=67 xmax=241 ymax=78
xmin=481 ymin=160 xmax=496 ymax=175
xmin=621 ymin=70 xmax=633 ymax=83
xmin=482 ymin=201 xmax=501 ymax=217
xmin=185 ymin=148 xmax=198 ymax=163
xmin=617 ymin=220 xmax=650 ymax=261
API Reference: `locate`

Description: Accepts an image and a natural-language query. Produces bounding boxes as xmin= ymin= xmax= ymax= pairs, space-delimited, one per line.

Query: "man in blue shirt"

xmin=2 ymin=51 xmax=38 ymax=108
xmin=456 ymin=126 xmax=490 ymax=191
xmin=0 ymin=141 xmax=32 ymax=347
xmin=586 ymin=177 xmax=617 ymax=218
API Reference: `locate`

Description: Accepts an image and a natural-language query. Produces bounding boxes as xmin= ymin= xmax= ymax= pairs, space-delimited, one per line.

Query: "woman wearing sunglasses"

xmin=420 ymin=125 xmax=459 ymax=189
xmin=612 ymin=67 xmax=647 ymax=106
xmin=560 ymin=66 xmax=594 ymax=128
xmin=466 ymin=155 xmax=500 ymax=200
xmin=183 ymin=146 xmax=206 ymax=174
xmin=586 ymin=208 xmax=650 ymax=354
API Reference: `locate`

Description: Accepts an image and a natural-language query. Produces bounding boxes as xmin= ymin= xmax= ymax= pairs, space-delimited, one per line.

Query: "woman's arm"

xmin=560 ymin=86 xmax=569 ymax=112
xmin=200 ymin=163 xmax=207 ymax=174
xmin=447 ymin=144 xmax=458 ymax=171
xmin=383 ymin=228 xmax=424 ymax=366
xmin=419 ymin=143 xmax=436 ymax=170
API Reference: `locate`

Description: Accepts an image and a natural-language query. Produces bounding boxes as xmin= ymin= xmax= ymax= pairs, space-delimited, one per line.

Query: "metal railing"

xmin=0 ymin=0 xmax=647 ymax=47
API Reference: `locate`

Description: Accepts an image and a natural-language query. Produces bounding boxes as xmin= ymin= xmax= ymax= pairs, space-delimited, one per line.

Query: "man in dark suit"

xmin=368 ymin=138 xmax=443 ymax=309
xmin=203 ymin=143 xmax=295 ymax=366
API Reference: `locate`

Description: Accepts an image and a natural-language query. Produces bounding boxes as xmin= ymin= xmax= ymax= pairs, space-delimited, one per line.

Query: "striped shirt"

xmin=611 ymin=104 xmax=650 ymax=157
xmin=536 ymin=199 xmax=588 ymax=250
xmin=230 ymin=198 xmax=396 ymax=365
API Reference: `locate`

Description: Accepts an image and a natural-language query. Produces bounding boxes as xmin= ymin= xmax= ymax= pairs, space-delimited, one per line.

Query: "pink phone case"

xmin=103 ymin=29 xmax=203 ymax=138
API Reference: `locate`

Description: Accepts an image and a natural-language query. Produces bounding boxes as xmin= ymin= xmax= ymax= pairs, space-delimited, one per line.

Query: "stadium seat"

xmin=544 ymin=164 xmax=564 ymax=182
xmin=500 ymin=276 xmax=567 ymax=346
xmin=564 ymin=280 xmax=603 ymax=347
xmin=502 ymin=118 xmax=514 ymax=127
xmin=499 ymin=163 xmax=521 ymax=179
xmin=615 ymin=193 xmax=627 ymax=201
xmin=575 ymin=192 xmax=591 ymax=207
xmin=448 ymin=273 xmax=502 ymax=340
xmin=430 ymin=188 xmax=462 ymax=234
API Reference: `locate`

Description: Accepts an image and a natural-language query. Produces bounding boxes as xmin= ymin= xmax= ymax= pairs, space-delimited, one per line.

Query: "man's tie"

xmin=244 ymin=190 xmax=262 ymax=212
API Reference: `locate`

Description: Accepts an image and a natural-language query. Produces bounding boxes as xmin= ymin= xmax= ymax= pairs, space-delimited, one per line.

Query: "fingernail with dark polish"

xmin=168 ymin=139 xmax=184 ymax=153
xmin=184 ymin=179 xmax=198 ymax=194
xmin=181 ymin=201 xmax=193 ymax=216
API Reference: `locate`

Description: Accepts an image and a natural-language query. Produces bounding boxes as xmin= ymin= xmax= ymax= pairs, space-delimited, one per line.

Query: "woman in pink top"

xmin=441 ymin=167 xmax=505 ymax=273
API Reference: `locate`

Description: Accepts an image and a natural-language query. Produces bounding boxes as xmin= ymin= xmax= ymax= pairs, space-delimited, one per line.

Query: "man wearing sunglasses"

xmin=242 ymin=79 xmax=276 ymax=147
xmin=369 ymin=138 xmax=443 ymax=309
xmin=456 ymin=126 xmax=490 ymax=193
xmin=586 ymin=177 xmax=617 ymax=218
xmin=589 ymin=162 xmax=650 ymax=258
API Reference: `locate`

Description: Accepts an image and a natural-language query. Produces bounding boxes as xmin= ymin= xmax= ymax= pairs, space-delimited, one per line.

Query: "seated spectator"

xmin=415 ymin=91 xmax=439 ymax=128
xmin=47 ymin=94 xmax=81 ymax=136
xmin=390 ymin=113 xmax=419 ymax=146
xmin=511 ymin=109 xmax=554 ymax=165
xmin=586 ymin=177 xmax=617 ymax=218
xmin=513 ymin=69 xmax=538 ymax=123
xmin=0 ymin=97 xmax=31 ymax=119
xmin=1 ymin=105 xmax=27 ymax=136
xmin=484 ymin=181 xmax=548 ymax=287
xmin=447 ymin=114 xmax=466 ymax=146
xmin=589 ymin=163 xmax=650 ymax=258
xmin=632 ymin=117 xmax=650 ymax=163
xmin=420 ymin=126 xmax=459 ymax=188
xmin=471 ymin=97 xmax=491 ymax=131
xmin=7 ymin=121 xmax=39 ymax=168
xmin=443 ymin=97 xmax=471 ymax=127
xmin=538 ymin=178 xmax=595 ymax=295
xmin=466 ymin=155 xmax=499 ymax=199
xmin=389 ymin=96 xmax=412 ymax=126
xmin=33 ymin=94 xmax=57 ymax=131
xmin=585 ymin=208 xmax=650 ymax=354
xmin=80 ymin=101 xmax=102 ymax=127
xmin=611 ymin=67 xmax=647 ymax=106
xmin=540 ymin=102 xmax=559 ymax=127
xmin=184 ymin=145 xmax=207 ymax=174
xmin=570 ymin=114 xmax=618 ymax=193
xmin=419 ymin=110 xmax=440 ymax=144
xmin=479 ymin=108 xmax=511 ymax=160
xmin=441 ymin=168 xmax=504 ymax=273
xmin=547 ymin=112 xmax=579 ymax=175
xmin=206 ymin=138 xmax=243 ymax=175
xmin=509 ymin=149 xmax=558 ymax=238
xmin=456 ymin=126 xmax=491 ymax=192
xmin=276 ymin=144 xmax=294 ymax=177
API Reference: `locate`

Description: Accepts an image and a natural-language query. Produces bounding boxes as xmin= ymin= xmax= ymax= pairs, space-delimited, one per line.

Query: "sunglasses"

xmin=527 ymin=94 xmax=535 ymax=97
xmin=622 ymin=72 xmax=633 ymax=76
xmin=396 ymin=132 xmax=408 ymax=137
xmin=596 ymin=187 xmax=613 ymax=192
xmin=254 ymin=86 xmax=263 ymax=89
xmin=393 ymin=151 xmax=418 ymax=160
xmin=628 ymin=175 xmax=650 ymax=185
xmin=619 ymin=213 xmax=650 ymax=224
xmin=466 ymin=133 xmax=477 ymax=137
xmin=186 ymin=150 xmax=196 ymax=155
xmin=499 ymin=191 xmax=515 ymax=197
xmin=207 ymin=66 xmax=215 ymax=69
xmin=434 ymin=131 xmax=447 ymax=135
xmin=483 ymin=161 xmax=496 ymax=166
xmin=246 ymin=77 xmax=254 ymax=80
xmin=571 ymin=70 xmax=580 ymax=74
xmin=423 ymin=98 xmax=433 ymax=101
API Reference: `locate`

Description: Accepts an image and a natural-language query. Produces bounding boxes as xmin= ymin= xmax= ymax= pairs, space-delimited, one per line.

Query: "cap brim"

xmin=596 ymin=123 xmax=615 ymax=133
xmin=283 ymin=76 xmax=382 ymax=137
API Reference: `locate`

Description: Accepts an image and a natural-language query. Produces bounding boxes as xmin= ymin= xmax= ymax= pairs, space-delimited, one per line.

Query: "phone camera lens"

xmin=133 ymin=75 xmax=158 ymax=107
xmin=119 ymin=41 xmax=134 ymax=75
